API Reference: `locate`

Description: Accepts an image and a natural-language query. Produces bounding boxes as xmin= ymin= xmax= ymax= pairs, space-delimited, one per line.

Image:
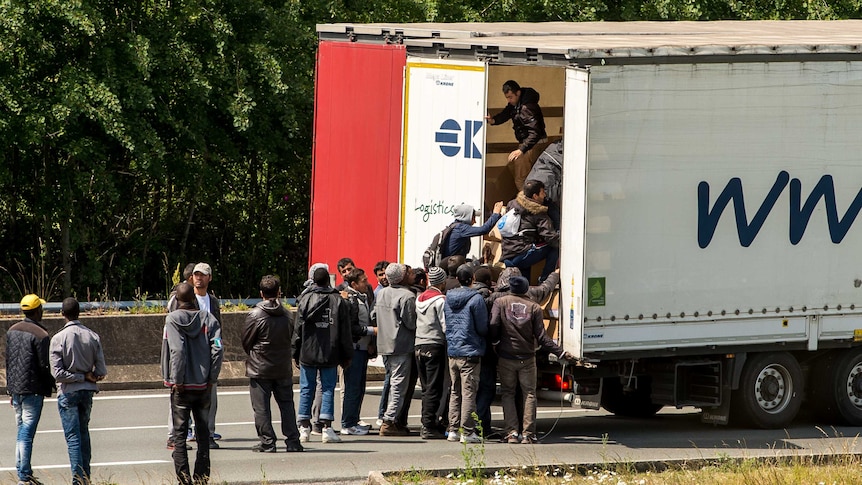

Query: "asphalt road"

xmin=2 ymin=384 xmax=861 ymax=484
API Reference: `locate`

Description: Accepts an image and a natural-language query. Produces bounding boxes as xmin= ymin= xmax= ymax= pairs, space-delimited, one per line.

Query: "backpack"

xmin=422 ymin=222 xmax=457 ymax=268
xmin=497 ymin=210 xmax=523 ymax=238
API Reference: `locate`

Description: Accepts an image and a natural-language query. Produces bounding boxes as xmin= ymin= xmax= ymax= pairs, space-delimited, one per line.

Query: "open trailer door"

xmin=399 ymin=58 xmax=488 ymax=267
xmin=560 ymin=66 xmax=590 ymax=358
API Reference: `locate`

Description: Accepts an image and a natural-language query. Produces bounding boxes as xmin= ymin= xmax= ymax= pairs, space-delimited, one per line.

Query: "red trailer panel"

xmin=309 ymin=41 xmax=405 ymax=285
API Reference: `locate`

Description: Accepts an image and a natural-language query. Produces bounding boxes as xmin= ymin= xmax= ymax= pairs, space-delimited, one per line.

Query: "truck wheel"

xmin=600 ymin=376 xmax=663 ymax=418
xmin=730 ymin=352 xmax=802 ymax=428
xmin=814 ymin=348 xmax=862 ymax=425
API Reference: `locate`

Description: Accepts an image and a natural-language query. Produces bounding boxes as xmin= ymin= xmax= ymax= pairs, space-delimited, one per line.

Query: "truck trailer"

xmin=309 ymin=20 xmax=862 ymax=428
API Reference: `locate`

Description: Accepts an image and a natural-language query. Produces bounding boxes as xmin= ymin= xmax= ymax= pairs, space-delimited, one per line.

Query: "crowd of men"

xmin=4 ymin=79 xmax=568 ymax=485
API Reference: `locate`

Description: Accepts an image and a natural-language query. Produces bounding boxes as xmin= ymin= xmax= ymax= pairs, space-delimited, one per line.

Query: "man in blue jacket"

xmin=442 ymin=202 xmax=504 ymax=260
xmin=444 ymin=265 xmax=489 ymax=443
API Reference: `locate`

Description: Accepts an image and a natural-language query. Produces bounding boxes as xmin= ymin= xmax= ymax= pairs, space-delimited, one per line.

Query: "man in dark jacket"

xmin=161 ymin=283 xmax=224 ymax=485
xmin=341 ymin=268 xmax=376 ymax=436
xmin=490 ymin=276 xmax=572 ymax=444
xmin=500 ymin=179 xmax=560 ymax=283
xmin=6 ymin=294 xmax=53 ymax=485
xmin=487 ymin=80 xmax=548 ymax=190
xmin=444 ymin=265 xmax=489 ymax=443
xmin=442 ymin=202 xmax=504 ymax=259
xmin=294 ymin=266 xmax=353 ymax=444
xmin=242 ymin=275 xmax=304 ymax=453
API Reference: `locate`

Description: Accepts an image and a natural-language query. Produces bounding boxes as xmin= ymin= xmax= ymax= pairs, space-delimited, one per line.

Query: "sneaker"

xmin=212 ymin=432 xmax=222 ymax=440
xmin=358 ymin=420 xmax=372 ymax=428
xmin=284 ymin=439 xmax=305 ymax=452
xmin=521 ymin=434 xmax=538 ymax=444
xmin=375 ymin=418 xmax=383 ymax=428
xmin=397 ymin=423 xmax=412 ymax=435
xmin=447 ymin=430 xmax=460 ymax=442
xmin=379 ymin=420 xmax=409 ymax=436
xmin=252 ymin=443 xmax=276 ymax=453
xmin=460 ymin=432 xmax=482 ymax=444
xmin=187 ymin=429 xmax=196 ymax=441
xmin=19 ymin=478 xmax=44 ymax=485
xmin=208 ymin=437 xmax=220 ymax=449
xmin=341 ymin=425 xmax=370 ymax=436
xmin=506 ymin=432 xmax=520 ymax=444
xmin=420 ymin=427 xmax=445 ymax=440
xmin=298 ymin=426 xmax=311 ymax=443
xmin=321 ymin=426 xmax=342 ymax=443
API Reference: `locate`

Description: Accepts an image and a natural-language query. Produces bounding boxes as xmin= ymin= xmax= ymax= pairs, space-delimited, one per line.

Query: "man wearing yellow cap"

xmin=6 ymin=294 xmax=54 ymax=485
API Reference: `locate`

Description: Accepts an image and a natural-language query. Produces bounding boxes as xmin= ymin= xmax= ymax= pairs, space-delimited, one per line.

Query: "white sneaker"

xmin=341 ymin=425 xmax=370 ymax=436
xmin=322 ymin=427 xmax=342 ymax=443
xmin=298 ymin=426 xmax=311 ymax=443
xmin=447 ymin=430 xmax=460 ymax=442
xmin=358 ymin=420 xmax=372 ymax=428
xmin=375 ymin=419 xmax=383 ymax=428
xmin=460 ymin=432 xmax=482 ymax=444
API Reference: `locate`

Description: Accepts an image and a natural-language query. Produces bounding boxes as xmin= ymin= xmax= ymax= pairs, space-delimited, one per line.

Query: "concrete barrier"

xmin=1 ymin=311 xmax=384 ymax=392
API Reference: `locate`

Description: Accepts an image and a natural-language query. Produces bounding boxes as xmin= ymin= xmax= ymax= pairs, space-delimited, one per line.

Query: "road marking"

xmin=0 ymin=460 xmax=171 ymax=472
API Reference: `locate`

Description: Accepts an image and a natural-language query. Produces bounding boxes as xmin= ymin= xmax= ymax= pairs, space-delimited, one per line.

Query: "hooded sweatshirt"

xmin=444 ymin=287 xmax=488 ymax=358
xmin=293 ymin=286 xmax=354 ymax=367
xmin=490 ymin=293 xmax=563 ymax=360
xmin=161 ymin=309 xmax=223 ymax=390
xmin=415 ymin=287 xmax=446 ymax=347
xmin=242 ymin=299 xmax=294 ymax=379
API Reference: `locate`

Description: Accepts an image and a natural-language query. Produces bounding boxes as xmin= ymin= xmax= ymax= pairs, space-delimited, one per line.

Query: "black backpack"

xmin=422 ymin=222 xmax=457 ymax=269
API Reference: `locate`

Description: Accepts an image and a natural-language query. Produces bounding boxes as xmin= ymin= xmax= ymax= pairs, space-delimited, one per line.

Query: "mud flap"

xmin=701 ymin=383 xmax=732 ymax=425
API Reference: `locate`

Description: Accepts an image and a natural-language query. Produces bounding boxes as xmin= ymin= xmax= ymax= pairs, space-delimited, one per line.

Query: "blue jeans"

xmin=298 ymin=366 xmax=337 ymax=422
xmin=504 ymin=244 xmax=559 ymax=282
xmin=13 ymin=394 xmax=44 ymax=482
xmin=342 ymin=349 xmax=368 ymax=428
xmin=57 ymin=390 xmax=95 ymax=485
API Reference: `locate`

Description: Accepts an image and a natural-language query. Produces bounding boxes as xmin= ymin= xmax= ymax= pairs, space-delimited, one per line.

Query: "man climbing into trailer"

xmin=441 ymin=202 xmax=505 ymax=260
xmin=525 ymin=140 xmax=563 ymax=229
xmin=487 ymin=80 xmax=548 ymax=190
xmin=499 ymin=179 xmax=560 ymax=284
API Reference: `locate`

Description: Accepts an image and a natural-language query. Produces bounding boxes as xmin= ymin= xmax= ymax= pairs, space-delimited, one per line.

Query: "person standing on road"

xmin=373 ymin=263 xmax=418 ymax=436
xmin=294 ymin=266 xmax=354 ymax=444
xmin=165 ymin=263 xmax=196 ymax=451
xmin=162 ymin=282 xmax=224 ymax=485
xmin=490 ymin=276 xmax=572 ymax=444
xmin=242 ymin=275 xmax=304 ymax=453
xmin=444 ymin=265 xmax=489 ymax=443
xmin=6 ymin=294 xmax=54 ymax=485
xmin=414 ymin=266 xmax=448 ymax=439
xmin=50 ymin=297 xmax=108 ymax=485
xmin=341 ymin=268 xmax=377 ymax=436
xmin=190 ymin=262 xmax=223 ymax=449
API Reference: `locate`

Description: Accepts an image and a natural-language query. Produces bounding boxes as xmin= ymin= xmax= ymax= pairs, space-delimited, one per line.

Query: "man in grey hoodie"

xmin=373 ymin=263 xmax=417 ymax=436
xmin=161 ymin=282 xmax=224 ymax=485
xmin=415 ymin=266 xmax=448 ymax=439
xmin=242 ymin=275 xmax=304 ymax=453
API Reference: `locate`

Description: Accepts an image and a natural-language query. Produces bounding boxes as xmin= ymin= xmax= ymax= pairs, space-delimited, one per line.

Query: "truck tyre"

xmin=600 ymin=376 xmax=663 ymax=418
xmin=730 ymin=352 xmax=802 ymax=429
xmin=812 ymin=348 xmax=862 ymax=425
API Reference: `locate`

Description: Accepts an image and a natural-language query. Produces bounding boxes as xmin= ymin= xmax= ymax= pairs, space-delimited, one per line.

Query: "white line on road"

xmin=0 ymin=460 xmax=171 ymax=472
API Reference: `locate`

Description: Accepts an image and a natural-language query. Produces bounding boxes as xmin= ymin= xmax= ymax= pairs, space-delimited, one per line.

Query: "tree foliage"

xmin=0 ymin=0 xmax=859 ymax=302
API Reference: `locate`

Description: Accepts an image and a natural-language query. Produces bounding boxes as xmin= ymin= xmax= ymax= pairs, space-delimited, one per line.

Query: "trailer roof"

xmin=317 ymin=21 xmax=862 ymax=63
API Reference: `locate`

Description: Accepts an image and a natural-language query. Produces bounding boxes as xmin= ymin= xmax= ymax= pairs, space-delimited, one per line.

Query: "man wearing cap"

xmin=191 ymin=262 xmax=223 ymax=449
xmin=6 ymin=294 xmax=53 ymax=485
xmin=490 ymin=276 xmax=572 ymax=444
xmin=414 ymin=266 xmax=448 ymax=439
xmin=50 ymin=297 xmax=107 ymax=484
xmin=372 ymin=263 xmax=417 ymax=436
xmin=442 ymin=201 xmax=504 ymax=261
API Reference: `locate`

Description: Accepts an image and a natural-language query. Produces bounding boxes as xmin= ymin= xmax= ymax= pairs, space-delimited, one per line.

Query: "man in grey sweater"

xmin=50 ymin=297 xmax=107 ymax=485
xmin=373 ymin=263 xmax=417 ymax=436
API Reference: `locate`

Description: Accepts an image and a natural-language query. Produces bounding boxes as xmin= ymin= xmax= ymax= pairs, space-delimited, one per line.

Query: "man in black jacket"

xmin=487 ymin=80 xmax=548 ymax=190
xmin=242 ymin=275 xmax=304 ymax=453
xmin=294 ymin=266 xmax=353 ymax=443
xmin=500 ymin=179 xmax=560 ymax=283
xmin=6 ymin=294 xmax=53 ymax=485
